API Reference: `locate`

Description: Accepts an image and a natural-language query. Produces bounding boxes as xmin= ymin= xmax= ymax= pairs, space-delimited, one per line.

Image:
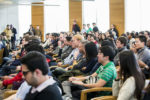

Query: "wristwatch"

xmin=145 ymin=65 xmax=149 ymax=69
xmin=115 ymin=79 xmax=120 ymax=81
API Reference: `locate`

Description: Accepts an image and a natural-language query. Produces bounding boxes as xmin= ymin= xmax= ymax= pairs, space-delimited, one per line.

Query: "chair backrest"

xmin=0 ymin=48 xmax=4 ymax=64
xmin=91 ymin=96 xmax=117 ymax=100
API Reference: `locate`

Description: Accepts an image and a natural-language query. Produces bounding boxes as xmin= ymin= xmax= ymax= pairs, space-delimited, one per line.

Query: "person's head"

xmin=90 ymin=34 xmax=96 ymax=43
xmin=111 ymin=24 xmax=115 ymax=29
xmin=36 ymin=25 xmax=40 ymax=29
xmin=22 ymin=36 xmax=30 ymax=46
xmin=87 ymin=34 xmax=92 ymax=41
xmin=83 ymin=24 xmax=86 ymax=28
xmin=64 ymin=36 xmax=72 ymax=46
xmin=73 ymin=20 xmax=77 ymax=25
xmin=46 ymin=33 xmax=50 ymax=39
xmin=6 ymin=25 xmax=10 ymax=29
xmin=119 ymin=50 xmax=145 ymax=99
xmin=135 ymin=35 xmax=147 ymax=49
xmin=147 ymin=39 xmax=150 ymax=48
xmin=1 ymin=32 xmax=6 ymax=36
xmin=21 ymin=51 xmax=49 ymax=87
xmin=87 ymin=24 xmax=90 ymax=28
xmin=85 ymin=42 xmax=98 ymax=61
xmin=28 ymin=36 xmax=41 ymax=44
xmin=10 ymin=24 xmax=13 ymax=29
xmin=25 ymin=43 xmax=45 ymax=55
xmin=144 ymin=31 xmax=150 ymax=39
xmin=98 ymin=46 xmax=115 ymax=64
xmin=92 ymin=23 xmax=96 ymax=26
xmin=101 ymin=33 xmax=106 ymax=40
xmin=72 ymin=34 xmax=83 ymax=48
xmin=30 ymin=25 xmax=33 ymax=28
xmin=116 ymin=36 xmax=127 ymax=48
xmin=59 ymin=33 xmax=64 ymax=42
xmin=101 ymin=40 xmax=113 ymax=48
xmin=78 ymin=40 xmax=89 ymax=54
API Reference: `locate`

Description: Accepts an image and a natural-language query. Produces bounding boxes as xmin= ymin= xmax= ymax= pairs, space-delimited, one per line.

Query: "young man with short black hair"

xmin=21 ymin=51 xmax=62 ymax=100
xmin=114 ymin=36 xmax=128 ymax=66
xmin=135 ymin=35 xmax=150 ymax=78
xmin=62 ymin=46 xmax=117 ymax=100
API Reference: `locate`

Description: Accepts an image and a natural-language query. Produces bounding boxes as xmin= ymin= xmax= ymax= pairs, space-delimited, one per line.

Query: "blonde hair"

xmin=73 ymin=34 xmax=84 ymax=41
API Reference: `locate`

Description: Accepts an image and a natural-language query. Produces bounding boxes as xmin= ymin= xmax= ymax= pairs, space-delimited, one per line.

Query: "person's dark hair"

xmin=52 ymin=33 xmax=59 ymax=37
xmin=109 ymin=34 xmax=114 ymax=39
xmin=119 ymin=50 xmax=145 ymax=100
xmin=28 ymin=36 xmax=40 ymax=44
xmin=101 ymin=40 xmax=112 ymax=47
xmin=135 ymin=35 xmax=147 ymax=45
xmin=139 ymin=31 xmax=144 ymax=35
xmin=100 ymin=46 xmax=115 ymax=61
xmin=90 ymin=34 xmax=96 ymax=40
xmin=20 ymin=51 xmax=49 ymax=75
xmin=92 ymin=22 xmax=96 ymax=25
xmin=121 ymin=33 xmax=127 ymax=37
xmin=131 ymin=33 xmax=135 ymax=38
xmin=46 ymin=33 xmax=50 ymax=35
xmin=85 ymin=42 xmax=98 ymax=61
xmin=1 ymin=32 xmax=6 ymax=36
xmin=25 ymin=43 xmax=45 ymax=55
xmin=23 ymin=36 xmax=30 ymax=42
xmin=66 ymin=36 xmax=72 ymax=42
xmin=26 ymin=32 xmax=32 ymax=35
xmin=117 ymin=36 xmax=127 ymax=46
xmin=101 ymin=39 xmax=116 ymax=50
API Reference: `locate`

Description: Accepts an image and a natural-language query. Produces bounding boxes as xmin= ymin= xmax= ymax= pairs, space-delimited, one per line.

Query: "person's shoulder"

xmin=105 ymin=63 xmax=116 ymax=72
xmin=125 ymin=76 xmax=135 ymax=83
xmin=43 ymin=83 xmax=59 ymax=92
xmin=37 ymin=84 xmax=62 ymax=99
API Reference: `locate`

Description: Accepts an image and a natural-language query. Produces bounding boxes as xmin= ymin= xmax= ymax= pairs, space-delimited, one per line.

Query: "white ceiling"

xmin=0 ymin=0 xmax=61 ymax=5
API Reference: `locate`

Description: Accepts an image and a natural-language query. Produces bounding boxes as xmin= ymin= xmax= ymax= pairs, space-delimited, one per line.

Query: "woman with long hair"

xmin=113 ymin=50 xmax=145 ymax=100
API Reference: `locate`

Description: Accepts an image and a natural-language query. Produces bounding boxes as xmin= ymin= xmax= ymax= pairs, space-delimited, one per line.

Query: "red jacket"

xmin=3 ymin=71 xmax=23 ymax=86
xmin=2 ymin=58 xmax=50 ymax=86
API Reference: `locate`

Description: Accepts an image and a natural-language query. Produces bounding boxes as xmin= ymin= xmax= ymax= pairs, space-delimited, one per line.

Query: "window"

xmin=82 ymin=0 xmax=109 ymax=32
xmin=44 ymin=0 xmax=69 ymax=34
xmin=18 ymin=5 xmax=31 ymax=37
xmin=125 ymin=0 xmax=150 ymax=32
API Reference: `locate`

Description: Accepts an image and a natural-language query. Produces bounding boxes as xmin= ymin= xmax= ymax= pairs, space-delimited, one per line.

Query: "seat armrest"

xmin=81 ymin=87 xmax=112 ymax=100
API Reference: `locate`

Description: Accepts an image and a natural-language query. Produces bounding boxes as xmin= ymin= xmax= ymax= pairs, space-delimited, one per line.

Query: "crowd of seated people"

xmin=0 ymin=23 xmax=150 ymax=100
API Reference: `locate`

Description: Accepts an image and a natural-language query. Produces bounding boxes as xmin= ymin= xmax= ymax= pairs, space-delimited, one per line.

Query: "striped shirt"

xmin=96 ymin=61 xmax=117 ymax=87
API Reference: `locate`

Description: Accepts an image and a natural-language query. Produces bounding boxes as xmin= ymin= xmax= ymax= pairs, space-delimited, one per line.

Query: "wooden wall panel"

xmin=32 ymin=3 xmax=44 ymax=41
xmin=69 ymin=0 xmax=82 ymax=32
xmin=110 ymin=0 xmax=124 ymax=36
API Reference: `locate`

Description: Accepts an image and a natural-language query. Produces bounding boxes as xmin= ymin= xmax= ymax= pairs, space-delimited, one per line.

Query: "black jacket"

xmin=93 ymin=26 xmax=99 ymax=33
xmin=72 ymin=24 xmax=80 ymax=33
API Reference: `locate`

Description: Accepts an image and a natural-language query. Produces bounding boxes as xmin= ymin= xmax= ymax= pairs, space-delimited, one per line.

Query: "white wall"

xmin=82 ymin=0 xmax=110 ymax=33
xmin=18 ymin=5 xmax=31 ymax=38
xmin=0 ymin=5 xmax=19 ymax=34
xmin=44 ymin=0 xmax=69 ymax=34
xmin=125 ymin=0 xmax=150 ymax=32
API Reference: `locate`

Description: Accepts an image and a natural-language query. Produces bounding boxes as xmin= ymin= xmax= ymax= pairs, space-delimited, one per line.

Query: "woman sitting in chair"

xmin=113 ymin=50 xmax=145 ymax=100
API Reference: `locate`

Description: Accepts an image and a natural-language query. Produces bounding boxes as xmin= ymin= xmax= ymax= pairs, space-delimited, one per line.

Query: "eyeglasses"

xmin=22 ymin=71 xmax=30 ymax=76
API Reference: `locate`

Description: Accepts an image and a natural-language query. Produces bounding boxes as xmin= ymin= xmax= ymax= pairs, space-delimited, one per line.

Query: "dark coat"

xmin=72 ymin=24 xmax=80 ymax=33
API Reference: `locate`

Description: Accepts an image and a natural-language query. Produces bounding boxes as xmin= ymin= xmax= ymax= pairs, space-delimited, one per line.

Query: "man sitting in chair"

xmin=62 ymin=46 xmax=117 ymax=100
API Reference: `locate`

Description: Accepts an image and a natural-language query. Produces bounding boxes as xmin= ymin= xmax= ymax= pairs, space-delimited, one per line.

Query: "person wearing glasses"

xmin=21 ymin=51 xmax=62 ymax=100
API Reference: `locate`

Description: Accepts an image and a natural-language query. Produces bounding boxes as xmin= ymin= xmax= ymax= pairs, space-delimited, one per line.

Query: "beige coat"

xmin=4 ymin=29 xmax=12 ymax=40
xmin=113 ymin=77 xmax=150 ymax=100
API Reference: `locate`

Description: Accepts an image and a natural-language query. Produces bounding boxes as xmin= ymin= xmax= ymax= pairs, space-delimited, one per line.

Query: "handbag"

xmin=85 ymin=76 xmax=99 ymax=84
